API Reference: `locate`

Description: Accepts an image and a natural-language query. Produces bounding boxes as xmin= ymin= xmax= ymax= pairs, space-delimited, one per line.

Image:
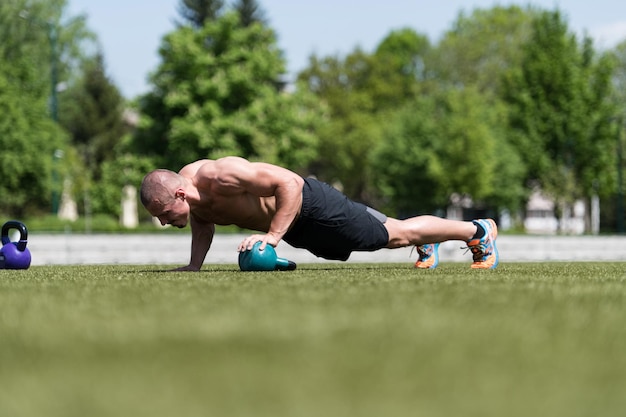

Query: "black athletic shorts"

xmin=282 ymin=178 xmax=390 ymax=261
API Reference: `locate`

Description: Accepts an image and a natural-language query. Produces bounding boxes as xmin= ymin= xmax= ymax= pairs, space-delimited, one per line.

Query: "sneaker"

xmin=414 ymin=243 xmax=440 ymax=269
xmin=467 ymin=219 xmax=499 ymax=269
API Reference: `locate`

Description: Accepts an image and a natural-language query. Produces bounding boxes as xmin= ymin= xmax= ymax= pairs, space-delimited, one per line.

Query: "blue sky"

xmin=67 ymin=0 xmax=626 ymax=98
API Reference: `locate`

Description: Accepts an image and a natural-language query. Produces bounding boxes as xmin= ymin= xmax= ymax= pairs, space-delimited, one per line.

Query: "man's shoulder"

xmin=179 ymin=159 xmax=214 ymax=178
xmin=182 ymin=157 xmax=249 ymax=173
xmin=180 ymin=158 xmax=246 ymax=189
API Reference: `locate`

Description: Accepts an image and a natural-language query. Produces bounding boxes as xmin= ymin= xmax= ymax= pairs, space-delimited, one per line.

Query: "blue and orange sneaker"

xmin=414 ymin=243 xmax=440 ymax=269
xmin=467 ymin=219 xmax=499 ymax=269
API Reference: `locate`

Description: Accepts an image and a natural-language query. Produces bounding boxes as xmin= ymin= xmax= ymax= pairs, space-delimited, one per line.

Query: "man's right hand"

xmin=238 ymin=233 xmax=280 ymax=252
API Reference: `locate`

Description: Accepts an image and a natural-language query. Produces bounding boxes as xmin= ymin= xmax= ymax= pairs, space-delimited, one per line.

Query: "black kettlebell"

xmin=0 ymin=220 xmax=32 ymax=270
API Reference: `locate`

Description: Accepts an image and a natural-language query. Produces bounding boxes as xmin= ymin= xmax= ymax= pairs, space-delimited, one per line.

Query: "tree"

xmin=177 ymin=0 xmax=224 ymax=27
xmin=232 ymin=0 xmax=267 ymax=27
xmin=431 ymin=5 xmax=537 ymax=96
xmin=134 ymin=11 xmax=323 ymax=172
xmin=371 ymin=86 xmax=524 ymax=216
xmin=302 ymin=29 xmax=428 ymax=115
xmin=299 ymin=49 xmax=382 ymax=197
xmin=60 ymin=53 xmax=127 ymax=178
xmin=0 ymin=0 xmax=94 ymax=216
xmin=611 ymin=41 xmax=626 ymax=113
xmin=0 ymin=68 xmax=68 ymax=217
xmin=501 ymin=10 xmax=616 ymax=232
xmin=298 ymin=29 xmax=428 ymax=201
xmin=372 ymin=28 xmax=430 ymax=106
xmin=92 ymin=154 xmax=157 ymax=218
xmin=608 ymin=41 xmax=626 ymax=231
xmin=56 ymin=52 xmax=131 ymax=218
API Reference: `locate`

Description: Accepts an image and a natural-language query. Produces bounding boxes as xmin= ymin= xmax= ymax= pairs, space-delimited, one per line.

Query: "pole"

xmin=617 ymin=118 xmax=624 ymax=234
xmin=48 ymin=22 xmax=59 ymax=122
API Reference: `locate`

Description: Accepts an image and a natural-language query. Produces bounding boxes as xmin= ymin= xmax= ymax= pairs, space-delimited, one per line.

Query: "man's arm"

xmin=211 ymin=157 xmax=304 ymax=251
xmin=172 ymin=214 xmax=215 ymax=271
xmin=253 ymin=163 xmax=303 ymax=245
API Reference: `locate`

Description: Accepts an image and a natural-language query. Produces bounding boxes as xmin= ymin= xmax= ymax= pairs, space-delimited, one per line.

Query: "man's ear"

xmin=174 ymin=188 xmax=186 ymax=200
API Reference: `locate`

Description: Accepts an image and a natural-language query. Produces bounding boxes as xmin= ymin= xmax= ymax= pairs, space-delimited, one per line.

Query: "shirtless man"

xmin=140 ymin=156 xmax=499 ymax=271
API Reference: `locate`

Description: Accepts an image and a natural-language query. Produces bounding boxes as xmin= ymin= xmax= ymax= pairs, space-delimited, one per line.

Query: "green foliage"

xmin=432 ymin=6 xmax=537 ymax=96
xmin=373 ymin=28 xmax=430 ymax=103
xmin=372 ymin=87 xmax=524 ymax=215
xmin=299 ymin=51 xmax=375 ymax=194
xmin=608 ymin=42 xmax=626 ymax=221
xmin=135 ymin=12 xmax=323 ymax=172
xmin=232 ymin=0 xmax=267 ymax=27
xmin=0 ymin=0 xmax=98 ymax=217
xmin=90 ymin=154 xmax=157 ymax=217
xmin=237 ymin=82 xmax=326 ymax=171
xmin=2 ymin=0 xmax=623 ymax=226
xmin=59 ymin=53 xmax=127 ymax=179
xmin=502 ymin=10 xmax=617 ymax=205
xmin=21 ymin=212 xmax=193 ymax=233
xmin=23 ymin=213 xmax=130 ymax=233
xmin=611 ymin=41 xmax=626 ymax=116
xmin=299 ymin=30 xmax=428 ymax=200
xmin=0 ymin=64 xmax=68 ymax=217
xmin=177 ymin=0 xmax=224 ymax=27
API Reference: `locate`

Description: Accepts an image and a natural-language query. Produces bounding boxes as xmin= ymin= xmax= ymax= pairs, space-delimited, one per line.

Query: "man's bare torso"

xmin=179 ymin=159 xmax=299 ymax=232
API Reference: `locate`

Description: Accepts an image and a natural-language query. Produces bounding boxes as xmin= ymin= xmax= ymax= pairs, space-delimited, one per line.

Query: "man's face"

xmin=148 ymin=196 xmax=189 ymax=228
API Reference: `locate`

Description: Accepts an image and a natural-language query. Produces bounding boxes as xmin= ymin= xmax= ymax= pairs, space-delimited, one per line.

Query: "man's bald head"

xmin=140 ymin=169 xmax=184 ymax=209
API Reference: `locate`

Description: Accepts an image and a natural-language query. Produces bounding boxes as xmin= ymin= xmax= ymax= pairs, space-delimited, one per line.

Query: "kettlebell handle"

xmin=1 ymin=220 xmax=29 ymax=251
xmin=275 ymin=257 xmax=297 ymax=271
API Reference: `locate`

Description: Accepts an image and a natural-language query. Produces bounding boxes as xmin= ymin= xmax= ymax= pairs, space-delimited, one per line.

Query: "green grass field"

xmin=1 ymin=263 xmax=625 ymax=417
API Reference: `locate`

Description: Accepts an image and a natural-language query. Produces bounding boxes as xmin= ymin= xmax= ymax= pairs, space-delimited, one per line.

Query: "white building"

xmin=524 ymin=189 xmax=585 ymax=234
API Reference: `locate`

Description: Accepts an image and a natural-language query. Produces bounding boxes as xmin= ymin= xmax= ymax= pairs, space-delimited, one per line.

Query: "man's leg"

xmin=384 ymin=215 xmax=476 ymax=247
xmin=384 ymin=215 xmax=498 ymax=269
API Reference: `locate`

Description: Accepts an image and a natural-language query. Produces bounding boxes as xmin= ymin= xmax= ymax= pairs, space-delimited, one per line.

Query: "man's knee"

xmin=383 ymin=218 xmax=412 ymax=248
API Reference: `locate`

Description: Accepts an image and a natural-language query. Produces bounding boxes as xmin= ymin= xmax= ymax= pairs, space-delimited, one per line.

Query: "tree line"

xmin=1 ymin=0 xmax=625 ymax=232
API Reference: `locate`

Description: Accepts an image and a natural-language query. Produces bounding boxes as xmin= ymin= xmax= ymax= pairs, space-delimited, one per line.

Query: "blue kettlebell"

xmin=238 ymin=241 xmax=296 ymax=271
xmin=0 ymin=220 xmax=32 ymax=270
